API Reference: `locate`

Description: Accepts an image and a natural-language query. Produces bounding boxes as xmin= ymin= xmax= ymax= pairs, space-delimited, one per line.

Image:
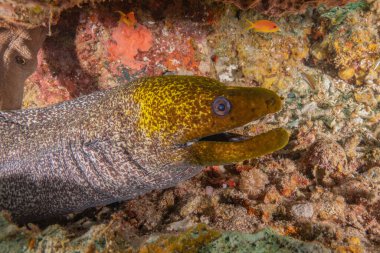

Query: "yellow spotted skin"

xmin=132 ymin=76 xmax=224 ymax=142
xmin=0 ymin=75 xmax=288 ymax=222
xmin=130 ymin=75 xmax=288 ymax=151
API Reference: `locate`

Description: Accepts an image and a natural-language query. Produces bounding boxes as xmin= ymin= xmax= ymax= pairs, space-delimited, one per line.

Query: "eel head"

xmin=132 ymin=76 xmax=289 ymax=167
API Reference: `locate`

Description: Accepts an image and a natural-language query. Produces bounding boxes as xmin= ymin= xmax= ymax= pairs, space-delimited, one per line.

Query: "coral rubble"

xmin=0 ymin=213 xmax=331 ymax=253
xmin=310 ymin=1 xmax=380 ymax=85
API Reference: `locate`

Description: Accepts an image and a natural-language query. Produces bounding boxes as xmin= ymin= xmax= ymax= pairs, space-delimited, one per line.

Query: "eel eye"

xmin=212 ymin=97 xmax=231 ymax=116
xmin=15 ymin=55 xmax=26 ymax=65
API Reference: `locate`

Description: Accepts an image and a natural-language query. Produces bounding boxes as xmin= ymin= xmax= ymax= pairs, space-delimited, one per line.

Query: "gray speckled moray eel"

xmin=0 ymin=75 xmax=289 ymax=222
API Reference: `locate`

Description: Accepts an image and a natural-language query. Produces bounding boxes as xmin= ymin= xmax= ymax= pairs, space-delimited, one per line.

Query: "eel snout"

xmin=179 ymin=84 xmax=289 ymax=166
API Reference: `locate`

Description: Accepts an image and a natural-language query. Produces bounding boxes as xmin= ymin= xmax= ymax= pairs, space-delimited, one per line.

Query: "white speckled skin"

xmin=0 ymin=78 xmax=202 ymax=222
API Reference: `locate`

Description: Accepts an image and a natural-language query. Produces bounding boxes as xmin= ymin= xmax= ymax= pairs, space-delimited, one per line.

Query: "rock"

xmin=333 ymin=179 xmax=378 ymax=204
xmin=354 ymin=88 xmax=377 ymax=106
xmin=291 ymin=203 xmax=314 ymax=219
xmin=316 ymin=193 xmax=346 ymax=221
xmin=180 ymin=195 xmax=203 ymax=217
xmin=303 ymin=139 xmax=349 ymax=186
xmin=239 ymin=169 xmax=269 ymax=198
xmin=362 ymin=167 xmax=380 ymax=184
xmin=166 ymin=218 xmax=195 ymax=231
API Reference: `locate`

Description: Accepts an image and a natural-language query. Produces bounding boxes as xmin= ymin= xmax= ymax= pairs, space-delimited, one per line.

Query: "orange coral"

xmin=108 ymin=16 xmax=153 ymax=70
xmin=163 ymin=38 xmax=199 ymax=71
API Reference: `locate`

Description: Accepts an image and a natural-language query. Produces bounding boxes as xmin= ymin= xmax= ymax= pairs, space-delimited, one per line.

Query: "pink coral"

xmin=107 ymin=22 xmax=153 ymax=70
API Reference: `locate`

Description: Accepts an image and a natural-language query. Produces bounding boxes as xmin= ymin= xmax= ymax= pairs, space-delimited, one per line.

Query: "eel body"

xmin=0 ymin=76 xmax=289 ymax=222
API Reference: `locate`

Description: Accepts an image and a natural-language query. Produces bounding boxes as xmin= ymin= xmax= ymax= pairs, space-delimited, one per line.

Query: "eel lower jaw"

xmin=184 ymin=128 xmax=290 ymax=166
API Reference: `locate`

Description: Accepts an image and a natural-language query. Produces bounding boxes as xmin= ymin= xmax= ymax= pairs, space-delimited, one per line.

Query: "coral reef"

xmin=0 ymin=210 xmax=137 ymax=252
xmin=238 ymin=168 xmax=269 ymax=198
xmin=368 ymin=0 xmax=380 ymax=14
xmin=1 ymin=212 xmax=333 ymax=253
xmin=1 ymin=0 xmax=380 ymax=252
xmin=0 ymin=0 xmax=109 ymax=28
xmin=0 ymin=211 xmax=30 ymax=253
xmin=23 ymin=12 xmax=100 ymax=107
xmin=217 ymin=0 xmax=356 ymax=15
xmin=310 ymin=1 xmax=379 ymax=85
xmin=23 ymin=2 xmax=207 ymax=106
xmin=303 ymin=139 xmax=349 ymax=186
xmin=208 ymin=10 xmax=312 ymax=93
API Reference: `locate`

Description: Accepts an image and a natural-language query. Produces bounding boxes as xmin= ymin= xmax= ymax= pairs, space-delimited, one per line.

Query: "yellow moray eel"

xmin=0 ymin=76 xmax=289 ymax=222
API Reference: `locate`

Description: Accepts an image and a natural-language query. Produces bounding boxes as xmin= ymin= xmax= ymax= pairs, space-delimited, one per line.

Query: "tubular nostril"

xmin=265 ymin=97 xmax=276 ymax=107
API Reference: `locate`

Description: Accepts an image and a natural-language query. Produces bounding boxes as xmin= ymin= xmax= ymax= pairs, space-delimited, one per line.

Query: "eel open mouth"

xmin=198 ymin=132 xmax=252 ymax=142
xmin=183 ymin=127 xmax=253 ymax=147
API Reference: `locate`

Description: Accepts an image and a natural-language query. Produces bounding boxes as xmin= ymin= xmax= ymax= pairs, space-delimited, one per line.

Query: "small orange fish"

xmin=245 ymin=19 xmax=280 ymax=33
xmin=116 ymin=11 xmax=137 ymax=27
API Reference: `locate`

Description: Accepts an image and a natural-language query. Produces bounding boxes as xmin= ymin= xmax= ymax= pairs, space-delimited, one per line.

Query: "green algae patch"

xmin=320 ymin=0 xmax=369 ymax=26
xmin=139 ymin=224 xmax=221 ymax=253
xmin=200 ymin=228 xmax=331 ymax=253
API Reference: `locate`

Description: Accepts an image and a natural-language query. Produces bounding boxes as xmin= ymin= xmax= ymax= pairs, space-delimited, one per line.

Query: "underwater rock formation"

xmin=310 ymin=1 xmax=379 ymax=85
xmin=0 ymin=0 xmax=108 ymax=28
xmin=303 ymin=139 xmax=349 ymax=186
xmin=217 ymin=0 xmax=356 ymax=14
xmin=238 ymin=168 xmax=269 ymax=198
xmin=0 ymin=0 xmax=363 ymax=28
xmin=0 ymin=213 xmax=331 ymax=253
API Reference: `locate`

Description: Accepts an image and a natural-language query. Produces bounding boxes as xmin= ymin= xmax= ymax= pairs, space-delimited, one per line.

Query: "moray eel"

xmin=0 ymin=76 xmax=289 ymax=222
